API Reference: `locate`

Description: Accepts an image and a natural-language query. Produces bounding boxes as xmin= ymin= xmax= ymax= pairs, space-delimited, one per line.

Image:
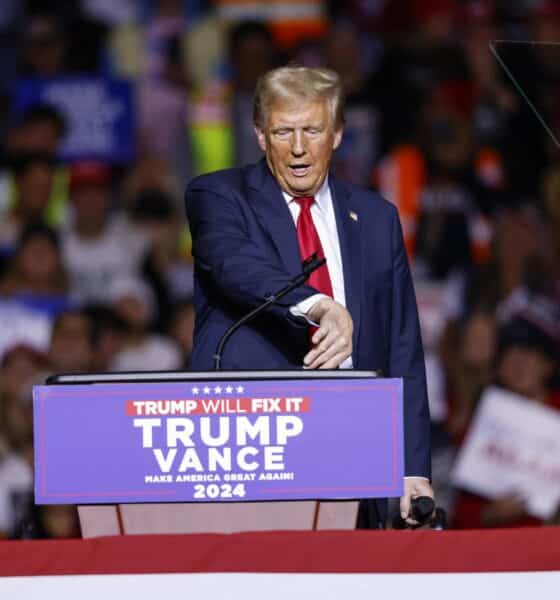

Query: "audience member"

xmin=452 ymin=318 xmax=560 ymax=528
xmin=168 ymin=300 xmax=195 ymax=368
xmin=0 ymin=223 xmax=72 ymax=358
xmin=445 ymin=311 xmax=497 ymax=441
xmin=121 ymin=154 xmax=181 ymax=209
xmin=0 ymin=345 xmax=45 ymax=449
xmin=0 ymin=105 xmax=68 ymax=231
xmin=62 ymin=160 xmax=149 ymax=304
xmin=131 ymin=188 xmax=194 ymax=326
xmin=109 ymin=276 xmax=182 ymax=371
xmin=137 ymin=32 xmax=191 ymax=164
xmin=5 ymin=104 xmax=66 ymax=158
xmin=16 ymin=504 xmax=81 ymax=539
xmin=0 ymin=440 xmax=33 ymax=539
xmin=324 ymin=21 xmax=382 ymax=186
xmin=0 ymin=154 xmax=55 ymax=256
xmin=1 ymin=224 xmax=69 ymax=303
xmin=84 ymin=305 xmax=128 ymax=372
xmin=229 ymin=21 xmax=277 ymax=167
xmin=47 ymin=309 xmax=94 ymax=374
xmin=0 ymin=344 xmax=42 ymax=538
xmin=19 ymin=14 xmax=68 ymax=77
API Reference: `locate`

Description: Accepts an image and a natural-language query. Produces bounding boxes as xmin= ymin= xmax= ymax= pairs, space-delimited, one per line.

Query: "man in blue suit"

xmin=185 ymin=66 xmax=432 ymax=526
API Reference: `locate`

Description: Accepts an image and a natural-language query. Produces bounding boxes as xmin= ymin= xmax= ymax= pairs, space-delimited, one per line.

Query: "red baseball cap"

xmin=69 ymin=160 xmax=112 ymax=189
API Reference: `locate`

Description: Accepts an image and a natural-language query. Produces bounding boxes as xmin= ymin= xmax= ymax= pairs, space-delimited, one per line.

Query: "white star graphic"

xmin=214 ymin=386 xmax=222 ymax=394
xmin=236 ymin=385 xmax=244 ymax=394
xmin=191 ymin=387 xmax=199 ymax=395
xmin=203 ymin=386 xmax=211 ymax=394
xmin=225 ymin=386 xmax=233 ymax=394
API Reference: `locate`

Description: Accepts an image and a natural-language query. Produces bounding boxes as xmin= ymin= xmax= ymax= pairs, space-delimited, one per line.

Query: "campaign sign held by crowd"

xmin=14 ymin=77 xmax=135 ymax=162
xmin=452 ymin=386 xmax=560 ymax=519
xmin=33 ymin=378 xmax=403 ymax=504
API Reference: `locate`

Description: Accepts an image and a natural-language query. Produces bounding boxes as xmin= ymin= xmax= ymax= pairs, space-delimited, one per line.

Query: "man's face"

xmin=255 ymin=99 xmax=342 ymax=197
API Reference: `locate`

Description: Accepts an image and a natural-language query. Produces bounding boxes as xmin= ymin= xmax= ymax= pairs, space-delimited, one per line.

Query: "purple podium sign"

xmin=33 ymin=377 xmax=403 ymax=504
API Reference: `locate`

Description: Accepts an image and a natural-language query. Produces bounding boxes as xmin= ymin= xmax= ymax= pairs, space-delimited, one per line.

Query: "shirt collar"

xmin=282 ymin=175 xmax=331 ymax=213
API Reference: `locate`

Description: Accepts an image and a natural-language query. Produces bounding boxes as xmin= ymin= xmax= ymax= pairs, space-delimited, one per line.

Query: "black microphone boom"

xmin=213 ymin=254 xmax=326 ymax=370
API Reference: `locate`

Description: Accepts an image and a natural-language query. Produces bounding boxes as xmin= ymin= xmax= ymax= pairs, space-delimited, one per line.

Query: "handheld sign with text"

xmin=452 ymin=386 xmax=560 ymax=519
xmin=33 ymin=376 xmax=404 ymax=504
xmin=14 ymin=77 xmax=135 ymax=163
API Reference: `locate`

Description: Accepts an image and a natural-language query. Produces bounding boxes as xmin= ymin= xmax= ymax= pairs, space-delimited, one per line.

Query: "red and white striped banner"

xmin=1 ymin=529 xmax=559 ymax=599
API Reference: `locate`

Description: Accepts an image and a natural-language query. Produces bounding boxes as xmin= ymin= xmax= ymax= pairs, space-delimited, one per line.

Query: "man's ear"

xmin=254 ymin=125 xmax=267 ymax=152
xmin=333 ymin=126 xmax=343 ymax=150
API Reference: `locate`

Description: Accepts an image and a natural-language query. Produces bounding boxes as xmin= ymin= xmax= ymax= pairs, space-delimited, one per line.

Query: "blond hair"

xmin=253 ymin=66 xmax=344 ymax=129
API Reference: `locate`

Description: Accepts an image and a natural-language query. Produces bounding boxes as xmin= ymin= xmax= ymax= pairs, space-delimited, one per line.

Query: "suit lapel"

xmin=247 ymin=159 xmax=303 ymax=276
xmin=330 ymin=176 xmax=362 ymax=354
xmin=246 ymin=161 xmax=363 ymax=354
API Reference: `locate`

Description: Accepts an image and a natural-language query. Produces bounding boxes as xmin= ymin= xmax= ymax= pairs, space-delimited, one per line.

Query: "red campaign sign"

xmin=125 ymin=397 xmax=312 ymax=417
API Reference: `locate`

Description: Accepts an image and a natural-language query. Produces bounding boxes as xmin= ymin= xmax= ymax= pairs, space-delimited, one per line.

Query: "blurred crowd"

xmin=1 ymin=0 xmax=560 ymax=539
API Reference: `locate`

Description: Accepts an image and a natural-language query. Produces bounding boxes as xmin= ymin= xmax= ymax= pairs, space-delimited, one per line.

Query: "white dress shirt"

xmin=285 ymin=179 xmax=427 ymax=482
xmin=284 ymin=176 xmax=353 ymax=369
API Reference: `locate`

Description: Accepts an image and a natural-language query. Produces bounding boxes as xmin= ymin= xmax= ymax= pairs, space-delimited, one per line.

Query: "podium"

xmin=34 ymin=370 xmax=403 ymax=538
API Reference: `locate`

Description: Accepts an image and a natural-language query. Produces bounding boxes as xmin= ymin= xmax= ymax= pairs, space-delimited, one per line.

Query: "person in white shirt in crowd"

xmin=109 ymin=275 xmax=182 ymax=372
xmin=62 ymin=160 xmax=149 ymax=305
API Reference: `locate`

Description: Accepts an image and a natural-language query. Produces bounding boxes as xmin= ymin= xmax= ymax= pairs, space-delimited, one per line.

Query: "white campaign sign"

xmin=452 ymin=386 xmax=560 ymax=519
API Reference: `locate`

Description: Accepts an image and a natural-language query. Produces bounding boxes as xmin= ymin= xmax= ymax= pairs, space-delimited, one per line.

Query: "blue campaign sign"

xmin=33 ymin=377 xmax=404 ymax=505
xmin=14 ymin=77 xmax=135 ymax=163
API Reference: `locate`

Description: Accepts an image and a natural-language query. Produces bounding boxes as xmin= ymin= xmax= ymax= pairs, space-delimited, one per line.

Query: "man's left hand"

xmin=304 ymin=298 xmax=353 ymax=369
xmin=400 ymin=477 xmax=435 ymax=527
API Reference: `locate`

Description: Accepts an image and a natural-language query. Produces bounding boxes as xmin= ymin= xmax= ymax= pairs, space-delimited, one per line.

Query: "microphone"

xmin=392 ymin=496 xmax=435 ymax=530
xmin=213 ymin=254 xmax=326 ymax=370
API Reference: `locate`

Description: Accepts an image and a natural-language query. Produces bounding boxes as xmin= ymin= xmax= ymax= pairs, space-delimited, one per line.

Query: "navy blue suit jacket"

xmin=185 ymin=159 xmax=431 ymax=479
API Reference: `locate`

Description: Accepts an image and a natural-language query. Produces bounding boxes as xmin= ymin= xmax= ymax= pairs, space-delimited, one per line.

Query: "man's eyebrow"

xmin=272 ymin=123 xmax=323 ymax=131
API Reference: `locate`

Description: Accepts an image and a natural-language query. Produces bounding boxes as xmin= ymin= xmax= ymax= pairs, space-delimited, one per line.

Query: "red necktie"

xmin=294 ymin=196 xmax=333 ymax=298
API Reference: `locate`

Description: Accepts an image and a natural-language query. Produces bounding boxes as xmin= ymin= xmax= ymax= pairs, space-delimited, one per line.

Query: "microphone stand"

xmin=213 ymin=255 xmax=325 ymax=370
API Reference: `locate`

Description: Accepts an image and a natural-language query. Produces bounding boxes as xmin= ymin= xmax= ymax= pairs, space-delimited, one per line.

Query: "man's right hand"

xmin=304 ymin=298 xmax=353 ymax=369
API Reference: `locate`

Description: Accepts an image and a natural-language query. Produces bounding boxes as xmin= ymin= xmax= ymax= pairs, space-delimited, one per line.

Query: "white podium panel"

xmin=78 ymin=501 xmax=359 ymax=537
